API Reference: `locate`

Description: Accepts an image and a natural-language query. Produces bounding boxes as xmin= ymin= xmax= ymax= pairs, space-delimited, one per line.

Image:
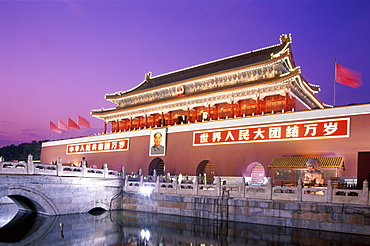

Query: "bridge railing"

xmin=122 ymin=171 xmax=369 ymax=206
xmin=1 ymin=156 xmax=369 ymax=206
xmin=0 ymin=155 xmax=121 ymax=179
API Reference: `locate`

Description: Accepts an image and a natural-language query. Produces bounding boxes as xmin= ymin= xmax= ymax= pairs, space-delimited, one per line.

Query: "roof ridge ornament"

xmin=145 ymin=72 xmax=152 ymax=82
xmin=271 ymin=34 xmax=292 ymax=59
xmin=280 ymin=33 xmax=292 ymax=44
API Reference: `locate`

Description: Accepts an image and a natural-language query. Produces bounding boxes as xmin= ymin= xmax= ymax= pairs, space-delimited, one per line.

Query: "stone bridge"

xmin=0 ymin=155 xmax=124 ymax=215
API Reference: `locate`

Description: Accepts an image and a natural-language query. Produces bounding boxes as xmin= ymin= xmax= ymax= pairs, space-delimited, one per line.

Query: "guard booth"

xmin=268 ymin=157 xmax=345 ymax=187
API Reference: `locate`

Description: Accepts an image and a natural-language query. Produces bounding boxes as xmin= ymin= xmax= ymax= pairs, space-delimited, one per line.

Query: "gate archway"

xmin=246 ymin=162 xmax=266 ymax=185
xmin=148 ymin=157 xmax=165 ymax=175
xmin=196 ymin=160 xmax=215 ymax=184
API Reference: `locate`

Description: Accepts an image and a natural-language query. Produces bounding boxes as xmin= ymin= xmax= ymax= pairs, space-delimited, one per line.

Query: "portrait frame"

xmin=149 ymin=128 xmax=167 ymax=156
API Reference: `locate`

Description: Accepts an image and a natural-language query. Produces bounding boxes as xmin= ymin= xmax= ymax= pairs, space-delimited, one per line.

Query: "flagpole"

xmin=334 ymin=58 xmax=337 ymax=106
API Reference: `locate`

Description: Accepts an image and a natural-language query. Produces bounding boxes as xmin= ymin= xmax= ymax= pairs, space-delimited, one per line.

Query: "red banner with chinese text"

xmin=66 ymin=138 xmax=130 ymax=154
xmin=193 ymin=118 xmax=349 ymax=146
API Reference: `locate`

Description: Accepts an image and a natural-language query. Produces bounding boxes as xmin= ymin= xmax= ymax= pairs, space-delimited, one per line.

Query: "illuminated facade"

xmin=41 ymin=34 xmax=370 ymax=186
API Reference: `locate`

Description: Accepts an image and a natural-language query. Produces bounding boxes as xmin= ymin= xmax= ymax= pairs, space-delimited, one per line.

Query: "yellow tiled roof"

xmin=269 ymin=157 xmax=345 ymax=169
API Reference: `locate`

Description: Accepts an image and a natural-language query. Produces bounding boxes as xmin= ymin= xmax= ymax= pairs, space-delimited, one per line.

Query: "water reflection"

xmin=0 ymin=201 xmax=18 ymax=227
xmin=0 ymin=204 xmax=369 ymax=245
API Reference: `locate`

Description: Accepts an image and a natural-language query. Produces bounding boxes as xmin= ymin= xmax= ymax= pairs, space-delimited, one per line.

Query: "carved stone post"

xmin=0 ymin=156 xmax=4 ymax=162
xmin=103 ymin=163 xmax=108 ymax=179
xmin=154 ymin=174 xmax=160 ymax=194
xmin=57 ymin=157 xmax=62 ymax=176
xmin=361 ymin=179 xmax=369 ymax=205
xmin=166 ymin=172 xmax=171 ymax=183
xmin=82 ymin=165 xmax=87 ymax=177
xmin=240 ymin=177 xmax=246 ymax=198
xmin=153 ymin=169 xmax=157 ymax=182
xmin=174 ymin=176 xmax=178 ymax=194
xmin=81 ymin=159 xmax=87 ymax=177
xmin=27 ymin=154 xmax=34 ymax=175
xmin=326 ymin=179 xmax=333 ymax=203
xmin=122 ymin=165 xmax=127 ymax=180
xmin=140 ymin=173 xmax=144 ymax=188
xmin=215 ymin=177 xmax=221 ymax=196
xmin=125 ymin=176 xmax=128 ymax=187
xmin=194 ymin=175 xmax=199 ymax=195
xmin=297 ymin=178 xmax=302 ymax=201
xmin=266 ymin=177 xmax=273 ymax=200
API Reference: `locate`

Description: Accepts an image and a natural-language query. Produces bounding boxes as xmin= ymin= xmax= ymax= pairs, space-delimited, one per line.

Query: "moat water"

xmin=1 ymin=203 xmax=370 ymax=246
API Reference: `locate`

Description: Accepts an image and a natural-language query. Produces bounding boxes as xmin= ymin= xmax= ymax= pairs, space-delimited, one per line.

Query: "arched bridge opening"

xmin=88 ymin=207 xmax=107 ymax=215
xmin=8 ymin=195 xmax=39 ymax=213
xmin=0 ymin=187 xmax=59 ymax=215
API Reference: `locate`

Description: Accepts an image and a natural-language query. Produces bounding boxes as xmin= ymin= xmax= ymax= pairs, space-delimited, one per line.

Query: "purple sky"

xmin=1 ymin=1 xmax=370 ymax=148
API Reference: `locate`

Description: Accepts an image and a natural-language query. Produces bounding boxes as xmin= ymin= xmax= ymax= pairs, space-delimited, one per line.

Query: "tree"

xmin=0 ymin=140 xmax=46 ymax=162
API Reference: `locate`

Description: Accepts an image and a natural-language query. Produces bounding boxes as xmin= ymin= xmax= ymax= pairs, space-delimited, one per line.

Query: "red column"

xmin=103 ymin=121 xmax=107 ymax=134
xmin=238 ymin=100 xmax=242 ymax=117
xmin=285 ymin=92 xmax=290 ymax=111
xmin=256 ymin=97 xmax=261 ymax=115
xmin=112 ymin=121 xmax=115 ymax=132
xmin=231 ymin=102 xmax=235 ymax=118
xmin=187 ymin=108 xmax=190 ymax=123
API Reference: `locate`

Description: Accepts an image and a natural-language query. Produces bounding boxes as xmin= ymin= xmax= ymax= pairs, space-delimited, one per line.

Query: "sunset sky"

xmin=1 ymin=0 xmax=370 ymax=148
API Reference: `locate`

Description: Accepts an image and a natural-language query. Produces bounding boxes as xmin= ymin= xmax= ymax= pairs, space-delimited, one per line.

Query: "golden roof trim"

xmin=269 ymin=156 xmax=345 ymax=169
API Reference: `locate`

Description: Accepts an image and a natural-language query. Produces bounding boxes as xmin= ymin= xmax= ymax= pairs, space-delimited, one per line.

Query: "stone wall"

xmin=121 ymin=192 xmax=370 ymax=235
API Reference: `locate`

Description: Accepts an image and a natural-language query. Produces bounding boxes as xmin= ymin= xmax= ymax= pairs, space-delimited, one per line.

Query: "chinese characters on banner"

xmin=193 ymin=118 xmax=349 ymax=146
xmin=66 ymin=138 xmax=129 ymax=154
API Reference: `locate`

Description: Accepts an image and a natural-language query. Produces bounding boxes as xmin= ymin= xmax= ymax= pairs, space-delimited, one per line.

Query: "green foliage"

xmin=0 ymin=140 xmax=46 ymax=162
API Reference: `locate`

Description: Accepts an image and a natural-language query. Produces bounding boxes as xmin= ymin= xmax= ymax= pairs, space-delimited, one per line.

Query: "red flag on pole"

xmin=335 ymin=63 xmax=363 ymax=88
xmin=50 ymin=121 xmax=62 ymax=134
xmin=68 ymin=117 xmax=80 ymax=130
xmin=78 ymin=115 xmax=91 ymax=129
xmin=58 ymin=119 xmax=71 ymax=132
